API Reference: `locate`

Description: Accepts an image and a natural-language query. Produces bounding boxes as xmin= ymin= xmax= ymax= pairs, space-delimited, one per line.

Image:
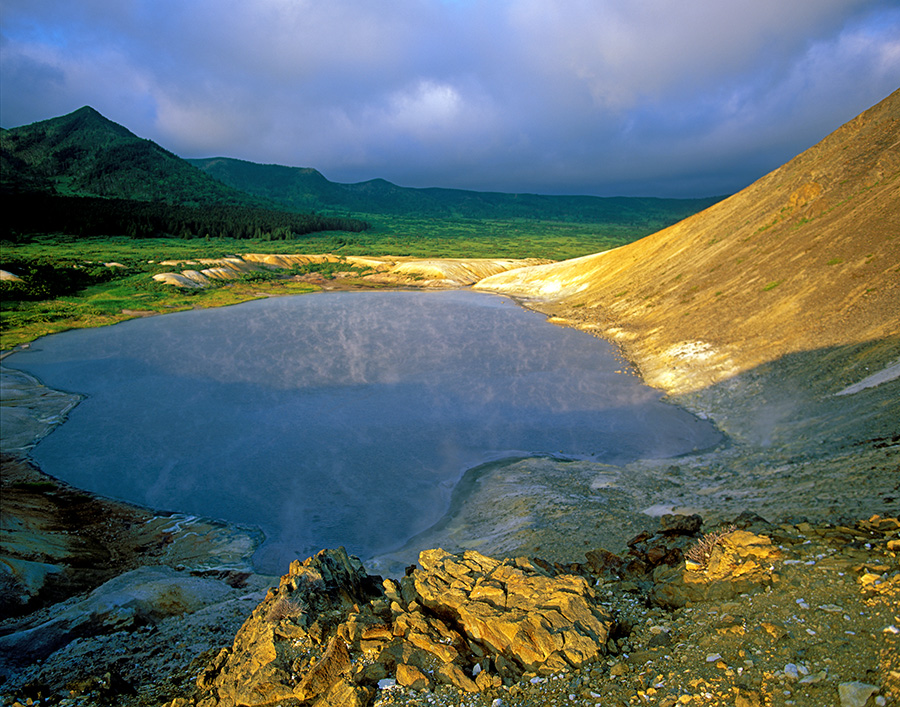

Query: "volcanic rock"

xmin=412 ymin=549 xmax=611 ymax=674
xmin=189 ymin=546 xmax=613 ymax=706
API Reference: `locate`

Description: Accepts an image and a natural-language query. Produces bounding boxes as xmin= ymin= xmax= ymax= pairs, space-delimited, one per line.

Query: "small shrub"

xmin=238 ymin=269 xmax=284 ymax=283
xmin=685 ymin=525 xmax=737 ymax=570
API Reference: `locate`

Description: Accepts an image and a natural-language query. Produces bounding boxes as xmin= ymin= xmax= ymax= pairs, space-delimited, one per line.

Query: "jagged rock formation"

xmin=2 ymin=513 xmax=896 ymax=705
xmin=178 ymin=519 xmax=797 ymax=707
xmin=188 ymin=546 xmax=613 ymax=706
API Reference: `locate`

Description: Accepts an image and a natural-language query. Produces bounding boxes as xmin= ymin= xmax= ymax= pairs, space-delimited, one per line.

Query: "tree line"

xmin=1 ymin=192 xmax=370 ymax=242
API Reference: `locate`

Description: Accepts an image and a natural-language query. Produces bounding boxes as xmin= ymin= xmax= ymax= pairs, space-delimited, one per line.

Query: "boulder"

xmin=412 ymin=549 xmax=611 ymax=675
xmin=195 ymin=547 xmax=381 ymax=706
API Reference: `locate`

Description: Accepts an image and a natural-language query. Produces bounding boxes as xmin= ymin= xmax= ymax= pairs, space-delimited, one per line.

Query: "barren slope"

xmin=478 ymin=90 xmax=900 ymax=396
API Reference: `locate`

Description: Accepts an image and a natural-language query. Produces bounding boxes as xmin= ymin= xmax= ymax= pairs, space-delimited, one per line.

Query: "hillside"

xmin=478 ymin=90 xmax=900 ymax=399
xmin=188 ymin=156 xmax=724 ymax=224
xmin=0 ymin=107 xmax=264 ymax=206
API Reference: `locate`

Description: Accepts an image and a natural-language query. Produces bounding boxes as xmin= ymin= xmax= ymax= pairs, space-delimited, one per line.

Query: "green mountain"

xmin=0 ymin=107 xmax=263 ymax=207
xmin=1 ymin=108 xmax=369 ymax=242
xmin=188 ymin=156 xmax=725 ymax=224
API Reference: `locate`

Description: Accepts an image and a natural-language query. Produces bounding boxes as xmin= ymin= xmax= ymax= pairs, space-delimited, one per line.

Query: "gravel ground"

xmin=367 ymin=518 xmax=899 ymax=707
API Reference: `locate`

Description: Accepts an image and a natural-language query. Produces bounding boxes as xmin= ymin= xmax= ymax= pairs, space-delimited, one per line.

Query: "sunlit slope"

xmin=478 ymin=90 xmax=900 ymax=394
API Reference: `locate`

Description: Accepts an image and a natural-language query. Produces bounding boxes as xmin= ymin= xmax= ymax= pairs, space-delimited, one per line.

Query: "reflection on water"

xmin=10 ymin=290 xmax=721 ymax=572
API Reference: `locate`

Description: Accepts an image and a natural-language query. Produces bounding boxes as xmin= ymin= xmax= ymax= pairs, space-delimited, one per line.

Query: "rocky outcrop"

xmin=152 ymin=257 xmax=270 ymax=288
xmin=0 ymin=566 xmax=236 ymax=671
xmin=385 ymin=258 xmax=544 ymax=286
xmin=412 ymin=549 xmax=611 ymax=675
xmin=192 ymin=547 xmax=382 ymax=706
xmin=189 ymin=546 xmax=613 ymax=706
xmin=3 ymin=514 xmax=896 ymax=705
xmin=574 ymin=512 xmax=783 ymax=611
xmin=650 ymin=528 xmax=781 ymax=609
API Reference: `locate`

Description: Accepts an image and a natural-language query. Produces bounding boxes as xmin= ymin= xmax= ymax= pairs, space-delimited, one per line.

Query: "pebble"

xmin=610 ymin=662 xmax=628 ymax=676
xmin=799 ymin=670 xmax=827 ymax=684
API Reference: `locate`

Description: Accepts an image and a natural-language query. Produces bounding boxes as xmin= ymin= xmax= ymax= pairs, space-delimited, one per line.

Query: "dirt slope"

xmin=478 ymin=90 xmax=900 ymax=396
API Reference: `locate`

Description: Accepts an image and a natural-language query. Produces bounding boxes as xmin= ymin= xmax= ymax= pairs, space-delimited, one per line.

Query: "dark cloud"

xmin=2 ymin=0 xmax=898 ymax=196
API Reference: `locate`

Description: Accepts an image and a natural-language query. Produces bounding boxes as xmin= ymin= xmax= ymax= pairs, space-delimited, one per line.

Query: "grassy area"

xmin=0 ymin=271 xmax=318 ymax=350
xmin=1 ymin=215 xmax=648 ymax=350
xmin=297 ymin=215 xmax=638 ymax=259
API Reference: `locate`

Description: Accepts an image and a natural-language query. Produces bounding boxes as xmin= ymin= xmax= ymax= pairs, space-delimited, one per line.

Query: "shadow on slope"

xmin=672 ymin=334 xmax=900 ymax=455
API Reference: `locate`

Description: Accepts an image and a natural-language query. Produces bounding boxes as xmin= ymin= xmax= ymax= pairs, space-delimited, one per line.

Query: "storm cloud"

xmin=2 ymin=0 xmax=898 ymax=196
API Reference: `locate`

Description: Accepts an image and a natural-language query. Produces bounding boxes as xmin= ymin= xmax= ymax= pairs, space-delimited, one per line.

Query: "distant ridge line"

xmin=188 ymin=155 xmax=725 ymax=222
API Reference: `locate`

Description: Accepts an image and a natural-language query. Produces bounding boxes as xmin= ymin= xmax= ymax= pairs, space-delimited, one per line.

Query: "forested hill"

xmin=188 ymin=156 xmax=726 ymax=224
xmin=0 ymin=108 xmax=369 ymax=241
xmin=0 ymin=107 xmax=266 ymax=207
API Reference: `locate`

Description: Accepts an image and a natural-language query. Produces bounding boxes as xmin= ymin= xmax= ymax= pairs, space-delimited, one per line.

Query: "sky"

xmin=1 ymin=1 xmax=898 ymax=198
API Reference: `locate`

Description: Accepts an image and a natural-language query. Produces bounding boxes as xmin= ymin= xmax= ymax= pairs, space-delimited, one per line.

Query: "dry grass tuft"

xmin=267 ymin=595 xmax=306 ymax=623
xmin=685 ymin=524 xmax=737 ymax=570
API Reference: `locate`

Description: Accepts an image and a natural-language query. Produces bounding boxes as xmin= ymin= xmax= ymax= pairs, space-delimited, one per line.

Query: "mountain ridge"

xmin=2 ymin=105 xmax=725 ymax=233
xmin=188 ymin=155 xmax=725 ymax=223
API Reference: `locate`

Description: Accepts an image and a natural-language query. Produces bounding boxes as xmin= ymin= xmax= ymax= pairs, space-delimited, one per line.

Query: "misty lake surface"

xmin=11 ymin=290 xmax=721 ymax=572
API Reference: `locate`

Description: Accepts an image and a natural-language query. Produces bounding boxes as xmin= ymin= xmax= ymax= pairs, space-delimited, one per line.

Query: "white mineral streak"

xmin=835 ymin=358 xmax=900 ymax=396
xmin=152 ymin=254 xmax=545 ymax=289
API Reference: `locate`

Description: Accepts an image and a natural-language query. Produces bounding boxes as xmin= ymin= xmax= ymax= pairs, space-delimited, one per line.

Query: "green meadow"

xmin=0 ymin=215 xmax=645 ymax=350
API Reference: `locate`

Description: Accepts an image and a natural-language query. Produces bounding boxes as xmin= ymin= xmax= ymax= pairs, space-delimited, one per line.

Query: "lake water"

xmin=9 ymin=290 xmax=721 ymax=572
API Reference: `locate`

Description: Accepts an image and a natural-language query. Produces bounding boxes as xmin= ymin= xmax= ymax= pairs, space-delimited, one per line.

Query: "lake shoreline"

xmin=3 ymin=283 xmax=898 ymax=596
xmin=4 ymin=287 xmax=721 ymax=576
